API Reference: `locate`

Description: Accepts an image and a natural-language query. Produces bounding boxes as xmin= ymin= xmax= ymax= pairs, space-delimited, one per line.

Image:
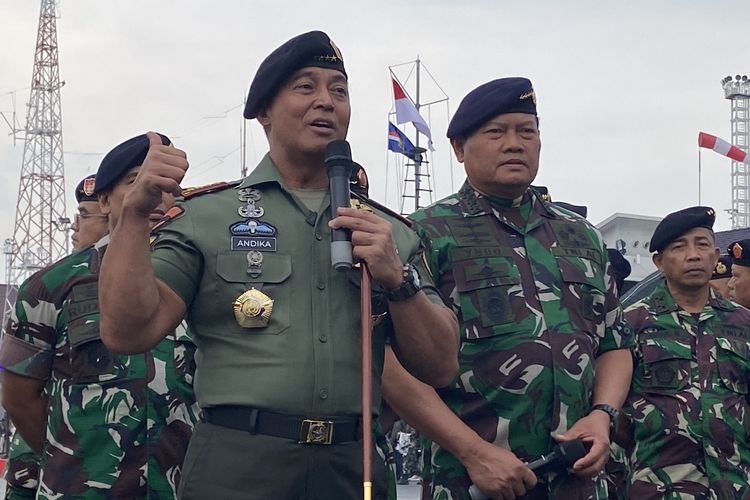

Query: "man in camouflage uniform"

xmin=727 ymin=239 xmax=750 ymax=308
xmin=382 ymin=77 xmax=633 ymax=499
xmin=0 ymin=134 xmax=199 ymax=499
xmin=3 ymin=174 xmax=107 ymax=500
xmin=623 ymin=206 xmax=750 ymax=499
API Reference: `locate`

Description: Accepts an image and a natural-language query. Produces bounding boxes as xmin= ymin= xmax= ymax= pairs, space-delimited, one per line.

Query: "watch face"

xmin=408 ymin=265 xmax=420 ymax=288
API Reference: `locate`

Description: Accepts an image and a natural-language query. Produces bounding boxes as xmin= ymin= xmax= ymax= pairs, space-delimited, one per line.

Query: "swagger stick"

xmin=360 ymin=263 xmax=373 ymax=500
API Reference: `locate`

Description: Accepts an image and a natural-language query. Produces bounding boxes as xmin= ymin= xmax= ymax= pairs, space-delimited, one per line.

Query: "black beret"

xmin=554 ymin=201 xmax=588 ymax=219
xmin=447 ymin=77 xmax=537 ymax=139
xmin=74 ymin=174 xmax=98 ymax=203
xmin=649 ymin=206 xmax=716 ymax=253
xmin=729 ymin=239 xmax=750 ymax=267
xmin=607 ymin=248 xmax=632 ymax=282
xmin=244 ymin=31 xmax=347 ymax=120
xmin=95 ymin=133 xmax=170 ymax=194
xmin=712 ymin=254 xmax=733 ymax=278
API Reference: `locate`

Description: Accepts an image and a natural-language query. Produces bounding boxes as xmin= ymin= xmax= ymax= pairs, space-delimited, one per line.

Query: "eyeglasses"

xmin=73 ymin=213 xmax=108 ymax=225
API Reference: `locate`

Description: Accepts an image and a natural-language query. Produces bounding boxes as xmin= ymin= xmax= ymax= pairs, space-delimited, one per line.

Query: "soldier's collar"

xmin=458 ymin=182 xmax=539 ymax=216
xmin=94 ymin=233 xmax=111 ymax=250
xmin=237 ymin=153 xmax=284 ymax=189
xmin=708 ymin=287 xmax=736 ymax=312
xmin=647 ymin=281 xmax=680 ymax=314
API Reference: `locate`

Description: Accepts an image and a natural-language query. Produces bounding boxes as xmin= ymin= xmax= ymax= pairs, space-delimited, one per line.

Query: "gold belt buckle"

xmin=301 ymin=419 xmax=334 ymax=445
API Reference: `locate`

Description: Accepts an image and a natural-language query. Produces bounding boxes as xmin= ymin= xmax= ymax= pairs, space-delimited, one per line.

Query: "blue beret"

xmin=74 ymin=174 xmax=97 ymax=203
xmin=95 ymin=133 xmax=170 ymax=194
xmin=649 ymin=206 xmax=716 ymax=253
xmin=244 ymin=31 xmax=347 ymax=120
xmin=447 ymin=77 xmax=537 ymax=139
xmin=713 ymin=253 xmax=733 ymax=278
xmin=729 ymin=239 xmax=750 ymax=267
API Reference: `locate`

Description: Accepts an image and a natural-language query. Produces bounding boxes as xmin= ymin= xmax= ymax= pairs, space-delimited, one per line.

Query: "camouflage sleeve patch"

xmin=0 ymin=334 xmax=52 ymax=380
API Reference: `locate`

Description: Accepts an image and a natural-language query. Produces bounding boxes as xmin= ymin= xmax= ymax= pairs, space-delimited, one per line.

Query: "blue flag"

xmin=387 ymin=121 xmax=416 ymax=158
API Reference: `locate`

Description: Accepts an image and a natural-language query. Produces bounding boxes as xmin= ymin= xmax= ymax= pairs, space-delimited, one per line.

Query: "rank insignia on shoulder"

xmin=150 ymin=206 xmax=185 ymax=233
xmin=350 ymin=198 xmax=372 ymax=212
xmin=182 ymin=180 xmax=241 ymax=199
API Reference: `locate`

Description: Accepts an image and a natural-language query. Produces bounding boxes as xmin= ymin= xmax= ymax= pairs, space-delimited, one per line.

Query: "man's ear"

xmin=256 ymin=108 xmax=271 ymax=127
xmin=98 ymin=193 xmax=111 ymax=216
xmin=450 ymin=138 xmax=465 ymax=163
xmin=652 ymin=253 xmax=663 ymax=272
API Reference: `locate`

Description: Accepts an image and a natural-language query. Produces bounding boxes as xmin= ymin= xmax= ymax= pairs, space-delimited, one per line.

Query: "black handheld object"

xmin=467 ymin=439 xmax=587 ymax=500
xmin=325 ymin=140 xmax=354 ymax=270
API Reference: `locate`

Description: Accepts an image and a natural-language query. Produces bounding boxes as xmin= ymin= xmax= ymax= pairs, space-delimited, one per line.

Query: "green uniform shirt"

xmin=624 ymin=281 xmax=750 ymax=499
xmin=410 ymin=183 xmax=633 ymax=499
xmin=151 ymin=154 xmax=443 ymax=415
xmin=0 ymin=238 xmax=198 ymax=499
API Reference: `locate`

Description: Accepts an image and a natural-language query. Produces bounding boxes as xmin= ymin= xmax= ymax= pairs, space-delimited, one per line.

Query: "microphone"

xmin=325 ymin=140 xmax=354 ymax=270
xmin=468 ymin=439 xmax=587 ymax=500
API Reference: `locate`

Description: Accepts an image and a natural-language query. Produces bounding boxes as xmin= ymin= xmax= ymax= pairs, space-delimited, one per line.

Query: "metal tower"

xmin=722 ymin=74 xmax=750 ymax=229
xmin=388 ymin=58 xmax=450 ymax=214
xmin=2 ymin=0 xmax=69 ymax=336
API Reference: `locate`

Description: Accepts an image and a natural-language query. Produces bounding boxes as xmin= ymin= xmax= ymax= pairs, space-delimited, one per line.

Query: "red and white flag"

xmin=392 ymin=77 xmax=434 ymax=151
xmin=699 ymin=131 xmax=750 ymax=164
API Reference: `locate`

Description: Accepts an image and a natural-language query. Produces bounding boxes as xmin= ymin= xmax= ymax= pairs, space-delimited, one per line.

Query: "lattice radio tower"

xmin=721 ymin=74 xmax=750 ymax=229
xmin=2 ymin=0 xmax=69 ymax=335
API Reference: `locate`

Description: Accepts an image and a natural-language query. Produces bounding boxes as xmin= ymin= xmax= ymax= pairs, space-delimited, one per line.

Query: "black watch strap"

xmin=385 ymin=264 xmax=421 ymax=302
xmin=590 ymin=403 xmax=619 ymax=436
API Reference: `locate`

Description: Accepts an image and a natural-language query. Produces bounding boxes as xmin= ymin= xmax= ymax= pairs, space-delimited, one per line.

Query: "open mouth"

xmin=149 ymin=211 xmax=165 ymax=223
xmin=310 ymin=119 xmax=335 ymax=131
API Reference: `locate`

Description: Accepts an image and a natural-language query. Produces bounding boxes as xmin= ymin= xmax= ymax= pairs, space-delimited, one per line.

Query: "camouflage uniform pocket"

xmin=556 ymin=255 xmax=607 ymax=337
xmin=452 ymin=256 xmax=520 ymax=337
xmin=715 ymin=336 xmax=750 ymax=395
xmin=639 ymin=339 xmax=692 ymax=392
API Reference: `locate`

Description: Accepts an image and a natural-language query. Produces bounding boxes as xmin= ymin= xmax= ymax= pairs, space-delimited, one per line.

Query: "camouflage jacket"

xmin=623 ymin=281 xmax=750 ymax=499
xmin=0 ymin=238 xmax=199 ymax=499
xmin=4 ymin=430 xmax=39 ymax=499
xmin=410 ymin=183 xmax=633 ymax=500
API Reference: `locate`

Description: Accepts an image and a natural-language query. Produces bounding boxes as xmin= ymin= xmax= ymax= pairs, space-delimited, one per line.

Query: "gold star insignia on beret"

xmin=732 ymin=242 xmax=743 ymax=259
xmin=519 ymin=89 xmax=536 ymax=105
xmin=716 ymin=261 xmax=727 ymax=274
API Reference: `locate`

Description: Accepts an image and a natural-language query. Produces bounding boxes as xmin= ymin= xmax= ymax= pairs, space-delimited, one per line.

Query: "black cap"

xmin=554 ymin=202 xmax=588 ymax=219
xmin=447 ymin=77 xmax=537 ymax=139
xmin=95 ymin=133 xmax=170 ymax=194
xmin=712 ymin=254 xmax=733 ymax=278
xmin=649 ymin=206 xmax=716 ymax=253
xmin=729 ymin=239 xmax=750 ymax=267
xmin=244 ymin=31 xmax=347 ymax=120
xmin=75 ymin=174 xmax=98 ymax=203
xmin=607 ymin=248 xmax=632 ymax=282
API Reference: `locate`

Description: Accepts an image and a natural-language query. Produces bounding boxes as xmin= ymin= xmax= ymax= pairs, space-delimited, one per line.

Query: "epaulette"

xmin=182 ymin=180 xmax=242 ymax=199
xmin=151 ymin=205 xmax=186 ymax=234
xmin=351 ymin=192 xmax=413 ymax=228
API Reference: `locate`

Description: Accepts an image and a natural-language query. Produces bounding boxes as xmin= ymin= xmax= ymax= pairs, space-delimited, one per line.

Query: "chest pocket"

xmin=715 ymin=335 xmax=750 ymax=395
xmin=452 ymin=254 xmax=521 ymax=338
xmin=555 ymin=254 xmax=607 ymax=336
xmin=66 ymin=283 xmax=124 ymax=383
xmin=216 ymin=251 xmax=292 ymax=335
xmin=637 ymin=335 xmax=692 ymax=392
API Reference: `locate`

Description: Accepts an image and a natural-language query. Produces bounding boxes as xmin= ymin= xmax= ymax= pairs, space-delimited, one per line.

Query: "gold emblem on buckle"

xmin=301 ymin=419 xmax=334 ymax=445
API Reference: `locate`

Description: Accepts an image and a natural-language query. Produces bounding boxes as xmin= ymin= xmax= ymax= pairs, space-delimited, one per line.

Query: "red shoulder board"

xmin=150 ymin=206 xmax=185 ymax=233
xmin=182 ymin=180 xmax=241 ymax=199
xmin=352 ymin=192 xmax=413 ymax=228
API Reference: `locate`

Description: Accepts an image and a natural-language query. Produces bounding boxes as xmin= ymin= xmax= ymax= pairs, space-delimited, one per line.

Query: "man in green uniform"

xmin=623 ymin=207 xmax=750 ymax=499
xmin=0 ymin=136 xmax=199 ymax=499
xmin=382 ymin=77 xmax=634 ymax=499
xmin=3 ymin=174 xmax=107 ymax=500
xmin=97 ymin=31 xmax=458 ymax=499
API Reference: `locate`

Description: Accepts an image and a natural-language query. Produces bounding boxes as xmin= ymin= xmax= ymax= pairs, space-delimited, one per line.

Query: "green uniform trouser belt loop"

xmin=202 ymin=406 xmax=361 ymax=445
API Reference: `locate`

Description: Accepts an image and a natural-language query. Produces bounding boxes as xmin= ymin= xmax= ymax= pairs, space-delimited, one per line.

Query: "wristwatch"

xmin=590 ymin=403 xmax=620 ymax=437
xmin=385 ymin=263 xmax=421 ymax=302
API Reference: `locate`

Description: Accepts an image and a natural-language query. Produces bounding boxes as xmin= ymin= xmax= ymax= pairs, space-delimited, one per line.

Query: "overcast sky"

xmin=1 ymin=0 xmax=749 ymax=279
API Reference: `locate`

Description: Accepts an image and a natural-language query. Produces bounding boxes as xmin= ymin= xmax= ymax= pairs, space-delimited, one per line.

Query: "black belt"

xmin=202 ymin=406 xmax=361 ymax=445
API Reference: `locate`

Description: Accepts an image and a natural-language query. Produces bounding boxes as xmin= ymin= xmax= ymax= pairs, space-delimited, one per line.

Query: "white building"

xmin=596 ymin=213 xmax=663 ymax=283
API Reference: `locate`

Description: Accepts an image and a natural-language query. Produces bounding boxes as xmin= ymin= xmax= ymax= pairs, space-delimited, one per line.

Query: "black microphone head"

xmin=556 ymin=439 xmax=587 ymax=466
xmin=325 ymin=140 xmax=351 ymax=165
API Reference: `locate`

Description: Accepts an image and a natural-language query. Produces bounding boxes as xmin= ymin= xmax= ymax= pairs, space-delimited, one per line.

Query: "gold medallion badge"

xmin=233 ymin=288 xmax=273 ymax=328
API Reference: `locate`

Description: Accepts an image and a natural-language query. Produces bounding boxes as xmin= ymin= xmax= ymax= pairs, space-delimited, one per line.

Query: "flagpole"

xmin=414 ymin=57 xmax=422 ymax=212
xmin=698 ymin=148 xmax=702 ymax=205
